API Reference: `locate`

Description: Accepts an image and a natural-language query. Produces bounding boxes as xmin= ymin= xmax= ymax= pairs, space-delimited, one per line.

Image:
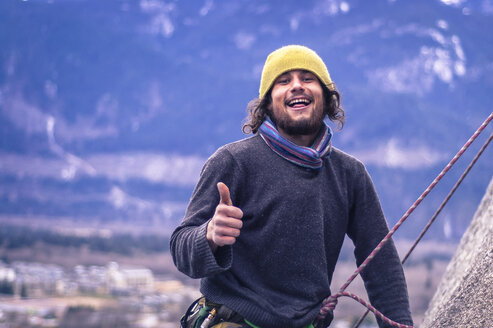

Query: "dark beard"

xmin=270 ymin=108 xmax=325 ymax=136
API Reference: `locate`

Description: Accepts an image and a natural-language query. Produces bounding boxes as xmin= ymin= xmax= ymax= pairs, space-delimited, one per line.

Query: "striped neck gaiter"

xmin=258 ymin=117 xmax=333 ymax=170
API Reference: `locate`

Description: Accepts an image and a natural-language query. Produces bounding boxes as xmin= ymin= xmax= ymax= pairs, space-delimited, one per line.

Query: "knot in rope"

xmin=318 ymin=294 xmax=339 ymax=318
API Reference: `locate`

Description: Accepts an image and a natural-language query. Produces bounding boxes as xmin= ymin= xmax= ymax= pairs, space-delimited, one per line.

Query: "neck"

xmin=277 ymin=128 xmax=318 ymax=147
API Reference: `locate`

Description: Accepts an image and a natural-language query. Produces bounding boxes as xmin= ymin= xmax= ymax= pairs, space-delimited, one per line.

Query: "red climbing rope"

xmin=352 ymin=130 xmax=493 ymax=328
xmin=317 ymin=112 xmax=493 ymax=327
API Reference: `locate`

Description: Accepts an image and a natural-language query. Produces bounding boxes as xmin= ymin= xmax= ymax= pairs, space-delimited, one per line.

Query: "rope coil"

xmin=317 ymin=112 xmax=493 ymax=328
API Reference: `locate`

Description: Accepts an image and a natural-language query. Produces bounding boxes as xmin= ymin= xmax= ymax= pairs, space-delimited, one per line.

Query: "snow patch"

xmin=316 ymin=0 xmax=350 ymax=15
xmin=199 ymin=0 xmax=213 ymax=16
xmin=140 ymin=0 xmax=175 ymax=38
xmin=440 ymin=0 xmax=467 ymax=6
xmin=89 ymin=152 xmax=205 ymax=186
xmin=352 ymin=139 xmax=447 ymax=170
xmin=437 ymin=19 xmax=449 ymax=30
xmin=109 ymin=186 xmax=126 ymax=209
xmin=369 ymin=27 xmax=467 ymax=95
xmin=443 ymin=216 xmax=453 ymax=239
xmin=290 ymin=17 xmax=299 ymax=31
xmin=340 ymin=1 xmax=350 ymax=13
xmin=0 ymin=152 xmax=205 ymax=187
xmin=234 ymin=32 xmax=256 ymax=50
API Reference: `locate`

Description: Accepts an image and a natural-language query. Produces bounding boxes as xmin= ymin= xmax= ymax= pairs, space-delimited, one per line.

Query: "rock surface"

xmin=420 ymin=177 xmax=493 ymax=328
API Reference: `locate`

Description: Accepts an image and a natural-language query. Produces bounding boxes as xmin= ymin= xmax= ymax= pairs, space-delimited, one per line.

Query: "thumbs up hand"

xmin=206 ymin=182 xmax=244 ymax=253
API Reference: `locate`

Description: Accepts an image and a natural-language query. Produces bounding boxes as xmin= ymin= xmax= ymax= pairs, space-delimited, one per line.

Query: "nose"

xmin=290 ymin=76 xmax=304 ymax=92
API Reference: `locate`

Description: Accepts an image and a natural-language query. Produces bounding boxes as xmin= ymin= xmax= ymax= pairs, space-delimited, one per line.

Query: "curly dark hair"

xmin=242 ymin=82 xmax=345 ymax=134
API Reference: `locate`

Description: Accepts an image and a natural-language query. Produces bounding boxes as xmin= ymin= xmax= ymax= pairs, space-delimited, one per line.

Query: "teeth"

xmin=288 ymin=98 xmax=310 ymax=106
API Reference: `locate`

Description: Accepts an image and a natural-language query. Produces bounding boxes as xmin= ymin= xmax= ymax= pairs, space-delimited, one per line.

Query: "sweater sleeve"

xmin=170 ymin=147 xmax=241 ymax=279
xmin=346 ymin=163 xmax=414 ymax=327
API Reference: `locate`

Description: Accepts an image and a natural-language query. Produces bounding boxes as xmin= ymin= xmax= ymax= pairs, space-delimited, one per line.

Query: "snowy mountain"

xmin=1 ymin=0 xmax=492 ymax=241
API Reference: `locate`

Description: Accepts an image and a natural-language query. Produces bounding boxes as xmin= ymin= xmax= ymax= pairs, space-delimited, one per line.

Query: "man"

xmin=170 ymin=45 xmax=413 ymax=328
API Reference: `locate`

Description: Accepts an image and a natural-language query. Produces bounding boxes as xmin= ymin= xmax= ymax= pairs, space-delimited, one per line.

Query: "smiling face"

xmin=268 ymin=69 xmax=325 ymax=141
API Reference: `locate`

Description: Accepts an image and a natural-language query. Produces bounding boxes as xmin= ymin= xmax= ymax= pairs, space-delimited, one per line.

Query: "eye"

xmin=303 ymin=75 xmax=315 ymax=82
xmin=276 ymin=77 xmax=290 ymax=84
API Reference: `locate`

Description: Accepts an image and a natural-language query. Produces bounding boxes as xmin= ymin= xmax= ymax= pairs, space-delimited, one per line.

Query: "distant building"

xmin=0 ymin=262 xmax=16 ymax=295
xmin=12 ymin=262 xmax=65 ymax=298
xmin=73 ymin=264 xmax=107 ymax=294
xmin=0 ymin=263 xmax=15 ymax=282
xmin=0 ymin=260 xmax=155 ymax=298
xmin=106 ymin=262 xmax=154 ymax=294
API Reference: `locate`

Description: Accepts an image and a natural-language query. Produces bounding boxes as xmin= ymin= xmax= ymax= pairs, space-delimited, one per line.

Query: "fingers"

xmin=215 ymin=203 xmax=243 ymax=220
xmin=215 ymin=225 xmax=241 ymax=238
xmin=217 ymin=182 xmax=232 ymax=206
xmin=210 ymin=209 xmax=243 ymax=245
xmin=211 ymin=235 xmax=237 ymax=247
xmin=211 ymin=222 xmax=242 ymax=244
xmin=207 ymin=217 xmax=242 ymax=248
xmin=213 ymin=213 xmax=243 ymax=229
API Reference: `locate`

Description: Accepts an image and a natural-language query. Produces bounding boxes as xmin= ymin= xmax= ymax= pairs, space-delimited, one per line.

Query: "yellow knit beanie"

xmin=259 ymin=45 xmax=334 ymax=99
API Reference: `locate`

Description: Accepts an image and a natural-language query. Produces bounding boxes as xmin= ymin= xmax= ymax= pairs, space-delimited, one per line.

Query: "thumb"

xmin=217 ymin=182 xmax=232 ymax=206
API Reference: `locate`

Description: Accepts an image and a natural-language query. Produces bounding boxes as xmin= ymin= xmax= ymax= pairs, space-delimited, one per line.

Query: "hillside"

xmin=1 ymin=0 xmax=492 ymax=241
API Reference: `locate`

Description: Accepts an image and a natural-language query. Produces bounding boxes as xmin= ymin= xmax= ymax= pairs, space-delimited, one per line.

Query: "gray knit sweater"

xmin=170 ymin=135 xmax=413 ymax=328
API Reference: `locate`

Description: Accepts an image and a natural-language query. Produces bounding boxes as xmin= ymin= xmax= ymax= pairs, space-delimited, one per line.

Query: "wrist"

xmin=206 ymin=220 xmax=218 ymax=253
xmin=207 ymin=238 xmax=218 ymax=253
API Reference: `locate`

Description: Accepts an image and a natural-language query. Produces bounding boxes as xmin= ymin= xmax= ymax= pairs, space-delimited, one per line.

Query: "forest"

xmin=0 ymin=224 xmax=170 ymax=257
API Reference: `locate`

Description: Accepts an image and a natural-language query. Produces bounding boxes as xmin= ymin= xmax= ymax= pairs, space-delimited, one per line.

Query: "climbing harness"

xmin=181 ymin=296 xmax=251 ymax=328
xmin=316 ymin=112 xmax=493 ymax=328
